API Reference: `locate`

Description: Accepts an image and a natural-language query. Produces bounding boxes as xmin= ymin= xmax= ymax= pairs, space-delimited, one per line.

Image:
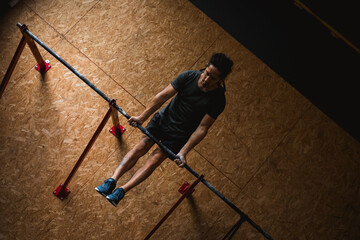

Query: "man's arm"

xmin=175 ymin=114 xmax=216 ymax=167
xmin=128 ymin=84 xmax=177 ymax=126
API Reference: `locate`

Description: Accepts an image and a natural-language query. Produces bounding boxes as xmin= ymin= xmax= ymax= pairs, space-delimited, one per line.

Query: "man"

xmin=95 ymin=53 xmax=233 ymax=207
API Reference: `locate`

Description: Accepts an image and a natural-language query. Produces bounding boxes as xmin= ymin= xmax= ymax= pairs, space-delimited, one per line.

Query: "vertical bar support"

xmin=0 ymin=35 xmax=27 ymax=98
xmin=19 ymin=24 xmax=48 ymax=73
xmin=144 ymin=175 xmax=204 ymax=240
xmin=222 ymin=217 xmax=246 ymax=240
xmin=53 ymin=101 xmax=116 ymax=200
xmin=109 ymin=100 xmax=125 ymax=137
xmin=1 ymin=23 xmax=51 ymax=99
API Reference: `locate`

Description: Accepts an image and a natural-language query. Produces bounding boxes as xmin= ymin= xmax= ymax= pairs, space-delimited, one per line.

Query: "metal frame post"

xmin=19 ymin=24 xmax=51 ymax=73
xmin=0 ymin=24 xmax=50 ymax=99
xmin=222 ymin=217 xmax=246 ymax=240
xmin=0 ymin=35 xmax=26 ymax=98
xmin=53 ymin=99 xmax=121 ymax=200
xmin=144 ymin=175 xmax=204 ymax=240
xmin=109 ymin=100 xmax=126 ymax=138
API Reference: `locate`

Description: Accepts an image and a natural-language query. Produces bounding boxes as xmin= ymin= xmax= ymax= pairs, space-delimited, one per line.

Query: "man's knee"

xmin=146 ymin=148 xmax=167 ymax=169
xmin=132 ymin=136 xmax=154 ymax=155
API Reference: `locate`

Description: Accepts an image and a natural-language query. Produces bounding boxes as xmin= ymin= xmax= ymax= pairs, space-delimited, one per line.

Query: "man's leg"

xmin=95 ymin=135 xmax=154 ymax=197
xmin=106 ymin=147 xmax=167 ymax=207
xmin=120 ymin=147 xmax=167 ymax=192
xmin=111 ymin=135 xmax=155 ymax=181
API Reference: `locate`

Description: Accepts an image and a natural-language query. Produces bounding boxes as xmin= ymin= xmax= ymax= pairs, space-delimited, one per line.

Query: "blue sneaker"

xmin=106 ymin=188 xmax=125 ymax=207
xmin=95 ymin=178 xmax=116 ymax=197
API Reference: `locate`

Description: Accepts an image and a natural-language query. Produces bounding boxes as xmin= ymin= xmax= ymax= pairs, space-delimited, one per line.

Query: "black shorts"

xmin=145 ymin=113 xmax=190 ymax=154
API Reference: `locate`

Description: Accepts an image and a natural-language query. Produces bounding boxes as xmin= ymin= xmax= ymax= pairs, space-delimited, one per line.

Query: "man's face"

xmin=198 ymin=64 xmax=222 ymax=92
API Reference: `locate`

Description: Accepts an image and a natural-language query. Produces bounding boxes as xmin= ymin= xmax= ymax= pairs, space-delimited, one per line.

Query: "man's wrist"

xmin=139 ymin=113 xmax=148 ymax=123
xmin=178 ymin=150 xmax=187 ymax=156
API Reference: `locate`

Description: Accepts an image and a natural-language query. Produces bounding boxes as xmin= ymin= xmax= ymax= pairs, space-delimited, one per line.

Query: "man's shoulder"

xmin=172 ymin=70 xmax=201 ymax=89
xmin=179 ymin=70 xmax=202 ymax=78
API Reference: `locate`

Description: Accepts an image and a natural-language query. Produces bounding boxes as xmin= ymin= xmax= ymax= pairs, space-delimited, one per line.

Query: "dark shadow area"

xmin=186 ymin=195 xmax=207 ymax=237
xmin=189 ymin=0 xmax=360 ymax=142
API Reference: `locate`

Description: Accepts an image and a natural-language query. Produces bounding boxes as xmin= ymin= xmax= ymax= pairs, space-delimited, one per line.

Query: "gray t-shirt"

xmin=158 ymin=70 xmax=225 ymax=137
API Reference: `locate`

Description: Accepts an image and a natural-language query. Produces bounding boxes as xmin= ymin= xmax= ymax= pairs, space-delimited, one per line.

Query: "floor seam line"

xmin=239 ymin=104 xmax=312 ymax=194
xmin=194 ymin=149 xmax=242 ymax=190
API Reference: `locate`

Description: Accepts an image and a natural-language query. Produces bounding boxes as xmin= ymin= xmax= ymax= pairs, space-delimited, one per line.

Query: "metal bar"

xmin=25 ymin=37 xmax=45 ymax=68
xmin=17 ymin=22 xmax=272 ymax=239
xmin=62 ymin=106 xmax=113 ymax=189
xmin=0 ymin=35 xmax=27 ymax=98
xmin=222 ymin=218 xmax=245 ymax=240
xmin=144 ymin=175 xmax=204 ymax=240
xmin=109 ymin=101 xmax=122 ymax=136
xmin=227 ymin=220 xmax=244 ymax=240
xmin=19 ymin=24 xmax=46 ymax=72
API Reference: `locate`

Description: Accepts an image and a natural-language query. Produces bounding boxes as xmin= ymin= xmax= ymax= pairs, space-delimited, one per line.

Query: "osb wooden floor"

xmin=0 ymin=1 xmax=359 ymax=239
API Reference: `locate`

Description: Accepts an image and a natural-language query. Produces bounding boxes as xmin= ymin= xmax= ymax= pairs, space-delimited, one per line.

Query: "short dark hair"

xmin=208 ymin=53 xmax=233 ymax=79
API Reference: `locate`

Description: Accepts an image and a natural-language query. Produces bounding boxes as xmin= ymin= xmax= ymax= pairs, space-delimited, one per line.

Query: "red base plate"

xmin=53 ymin=184 xmax=70 ymax=200
xmin=109 ymin=124 xmax=126 ymax=138
xmin=179 ymin=182 xmax=195 ymax=197
xmin=35 ymin=60 xmax=51 ymax=73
